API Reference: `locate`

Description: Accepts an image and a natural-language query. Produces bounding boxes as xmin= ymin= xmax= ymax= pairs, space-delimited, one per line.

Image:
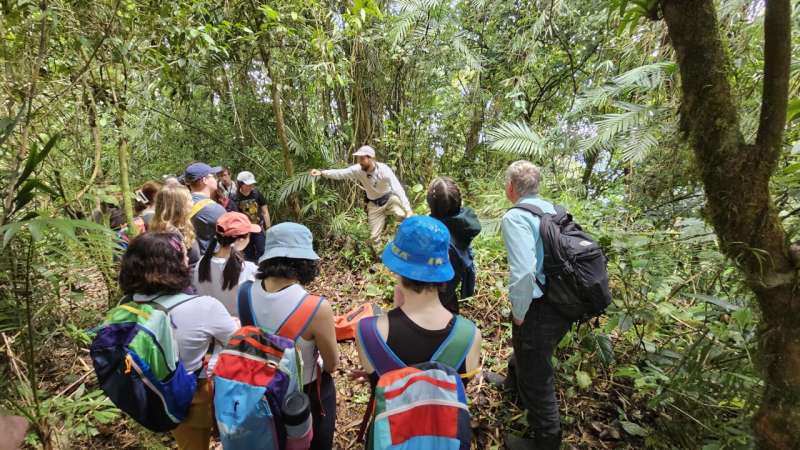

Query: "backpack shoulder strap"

xmin=511 ymin=203 xmax=547 ymax=217
xmin=237 ymin=280 xmax=255 ymax=327
xmin=431 ymin=316 xmax=477 ymax=369
xmin=356 ymin=316 xmax=405 ymax=376
xmin=150 ymin=293 xmax=200 ymax=313
xmin=189 ymin=198 xmax=213 ymax=219
xmin=276 ymin=294 xmax=323 ymax=340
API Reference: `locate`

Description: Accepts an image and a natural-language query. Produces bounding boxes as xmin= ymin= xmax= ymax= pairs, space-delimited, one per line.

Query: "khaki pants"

xmin=367 ymin=194 xmax=411 ymax=242
xmin=172 ymin=379 xmax=213 ymax=450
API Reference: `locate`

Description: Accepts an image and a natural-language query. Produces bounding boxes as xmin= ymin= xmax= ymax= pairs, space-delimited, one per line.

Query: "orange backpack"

xmin=334 ymin=303 xmax=382 ymax=341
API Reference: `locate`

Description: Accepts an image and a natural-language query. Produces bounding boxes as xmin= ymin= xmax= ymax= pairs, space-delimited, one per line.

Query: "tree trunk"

xmin=463 ymin=94 xmax=485 ymax=163
xmin=260 ymin=44 xmax=301 ymax=219
xmin=112 ymin=109 xmax=135 ymax=238
xmin=661 ymin=1 xmax=799 ymax=447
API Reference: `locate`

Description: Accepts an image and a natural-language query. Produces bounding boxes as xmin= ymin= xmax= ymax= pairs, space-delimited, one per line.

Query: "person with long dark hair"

xmin=427 ymin=176 xmax=481 ymax=314
xmin=119 ymin=232 xmax=237 ymax=450
xmin=193 ymin=212 xmax=260 ymax=316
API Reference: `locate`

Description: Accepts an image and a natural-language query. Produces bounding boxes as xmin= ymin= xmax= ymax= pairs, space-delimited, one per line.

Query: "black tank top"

xmin=385 ymin=308 xmax=467 ymax=375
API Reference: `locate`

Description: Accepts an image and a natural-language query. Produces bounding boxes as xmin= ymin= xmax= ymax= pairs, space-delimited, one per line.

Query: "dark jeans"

xmin=303 ymin=371 xmax=336 ymax=450
xmin=243 ymin=231 xmax=265 ymax=263
xmin=509 ymin=300 xmax=571 ymax=441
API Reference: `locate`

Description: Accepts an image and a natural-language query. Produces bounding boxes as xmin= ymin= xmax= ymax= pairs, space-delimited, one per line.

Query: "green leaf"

xmin=787 ymin=97 xmax=800 ymax=123
xmin=486 ymin=121 xmax=545 ymax=157
xmin=575 ymin=370 xmax=592 ymax=389
xmin=0 ymin=222 xmax=24 ymax=249
xmin=15 ymin=134 xmax=60 ymax=189
xmin=0 ymin=108 xmax=25 ymax=148
xmin=620 ymin=420 xmax=649 ymax=437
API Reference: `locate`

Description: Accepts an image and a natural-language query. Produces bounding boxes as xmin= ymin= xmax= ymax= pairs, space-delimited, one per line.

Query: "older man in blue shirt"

xmin=501 ymin=160 xmax=571 ymax=450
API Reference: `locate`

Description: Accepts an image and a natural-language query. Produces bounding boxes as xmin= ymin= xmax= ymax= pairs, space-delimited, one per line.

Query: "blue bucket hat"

xmin=259 ymin=222 xmax=320 ymax=262
xmin=382 ymin=216 xmax=454 ymax=283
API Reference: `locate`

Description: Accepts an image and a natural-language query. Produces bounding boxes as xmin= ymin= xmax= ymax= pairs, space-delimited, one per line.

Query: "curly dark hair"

xmin=400 ymin=276 xmax=446 ymax=294
xmin=118 ymin=232 xmax=191 ymax=295
xmin=256 ymin=257 xmax=319 ymax=285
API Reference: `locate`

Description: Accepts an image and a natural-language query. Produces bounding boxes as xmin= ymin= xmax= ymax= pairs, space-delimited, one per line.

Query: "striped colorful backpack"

xmin=357 ymin=315 xmax=476 ymax=450
xmin=213 ymin=280 xmax=322 ymax=450
xmin=90 ymin=294 xmax=199 ymax=432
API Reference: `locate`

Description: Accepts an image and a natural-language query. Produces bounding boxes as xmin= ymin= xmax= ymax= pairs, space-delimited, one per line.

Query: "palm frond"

xmin=452 ymin=34 xmax=483 ymax=71
xmin=277 ymin=172 xmax=314 ymax=206
xmin=577 ymin=103 xmax=663 ymax=157
xmin=486 ymin=121 xmax=546 ymax=157
xmin=620 ymin=129 xmax=659 ymax=162
xmin=572 ymin=62 xmax=676 ymax=113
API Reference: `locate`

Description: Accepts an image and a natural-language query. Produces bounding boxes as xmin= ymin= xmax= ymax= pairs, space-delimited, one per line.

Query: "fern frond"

xmin=486 ymin=121 xmax=546 ymax=157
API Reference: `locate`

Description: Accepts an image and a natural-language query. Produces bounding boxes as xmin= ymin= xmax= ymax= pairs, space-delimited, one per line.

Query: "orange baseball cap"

xmin=216 ymin=212 xmax=261 ymax=236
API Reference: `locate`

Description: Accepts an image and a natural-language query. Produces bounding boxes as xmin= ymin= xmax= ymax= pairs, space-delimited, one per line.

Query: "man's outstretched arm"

xmin=310 ymin=165 xmax=359 ymax=180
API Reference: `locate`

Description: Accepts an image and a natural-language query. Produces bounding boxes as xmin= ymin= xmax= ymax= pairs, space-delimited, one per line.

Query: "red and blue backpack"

xmin=357 ymin=314 xmax=476 ymax=450
xmin=213 ymin=280 xmax=323 ymax=450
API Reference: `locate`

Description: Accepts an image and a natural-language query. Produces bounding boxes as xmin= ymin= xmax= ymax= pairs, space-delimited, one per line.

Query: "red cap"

xmin=216 ymin=212 xmax=261 ymax=236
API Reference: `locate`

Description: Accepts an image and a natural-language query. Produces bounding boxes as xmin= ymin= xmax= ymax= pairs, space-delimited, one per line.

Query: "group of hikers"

xmin=92 ymin=146 xmax=609 ymax=450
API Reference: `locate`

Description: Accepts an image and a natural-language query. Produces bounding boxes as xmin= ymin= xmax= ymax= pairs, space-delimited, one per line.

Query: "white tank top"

xmin=249 ymin=282 xmax=321 ymax=385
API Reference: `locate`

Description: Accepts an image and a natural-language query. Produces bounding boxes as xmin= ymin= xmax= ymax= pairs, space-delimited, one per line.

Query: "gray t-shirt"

xmin=190 ymin=193 xmax=226 ymax=255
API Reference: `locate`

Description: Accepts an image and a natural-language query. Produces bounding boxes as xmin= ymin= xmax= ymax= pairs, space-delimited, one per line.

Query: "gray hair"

xmin=505 ymin=160 xmax=541 ymax=197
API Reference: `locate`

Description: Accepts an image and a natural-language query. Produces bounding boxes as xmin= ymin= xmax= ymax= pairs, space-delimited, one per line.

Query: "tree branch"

xmin=755 ymin=0 xmax=791 ymax=154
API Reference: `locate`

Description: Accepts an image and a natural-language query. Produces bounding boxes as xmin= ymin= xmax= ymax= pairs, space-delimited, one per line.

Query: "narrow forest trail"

xmin=56 ymin=253 xmax=637 ymax=449
xmin=307 ymin=256 xmax=635 ymax=450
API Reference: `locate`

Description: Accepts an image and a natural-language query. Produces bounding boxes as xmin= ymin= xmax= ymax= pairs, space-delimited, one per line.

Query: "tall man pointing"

xmin=310 ymin=145 xmax=412 ymax=241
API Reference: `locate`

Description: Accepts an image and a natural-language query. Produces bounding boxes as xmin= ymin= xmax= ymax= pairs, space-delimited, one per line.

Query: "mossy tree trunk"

xmin=661 ymin=1 xmax=798 ymax=447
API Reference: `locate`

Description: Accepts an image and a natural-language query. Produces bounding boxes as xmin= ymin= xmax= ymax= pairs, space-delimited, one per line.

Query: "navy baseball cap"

xmin=183 ymin=162 xmax=222 ymax=182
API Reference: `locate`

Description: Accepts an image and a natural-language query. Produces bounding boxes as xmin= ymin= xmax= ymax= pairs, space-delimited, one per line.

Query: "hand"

xmin=512 ymin=317 xmax=524 ymax=326
xmin=347 ymin=369 xmax=370 ymax=384
xmin=310 ymin=169 xmax=322 ymax=177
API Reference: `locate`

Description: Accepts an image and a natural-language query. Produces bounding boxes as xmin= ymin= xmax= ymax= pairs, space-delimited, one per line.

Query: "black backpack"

xmin=512 ymin=204 xmax=611 ymax=322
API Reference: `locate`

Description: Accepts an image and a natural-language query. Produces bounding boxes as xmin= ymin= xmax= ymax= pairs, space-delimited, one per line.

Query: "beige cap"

xmin=353 ymin=145 xmax=376 ymax=158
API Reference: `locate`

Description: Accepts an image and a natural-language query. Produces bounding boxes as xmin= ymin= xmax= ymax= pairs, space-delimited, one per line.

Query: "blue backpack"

xmin=91 ymin=294 xmax=199 ymax=432
xmin=213 ymin=281 xmax=322 ymax=450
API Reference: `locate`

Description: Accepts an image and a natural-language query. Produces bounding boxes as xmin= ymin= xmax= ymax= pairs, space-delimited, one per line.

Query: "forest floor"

xmin=37 ymin=251 xmax=639 ymax=449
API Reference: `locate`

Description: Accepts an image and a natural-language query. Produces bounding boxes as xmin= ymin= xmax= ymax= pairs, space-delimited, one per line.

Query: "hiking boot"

xmin=481 ymin=371 xmax=507 ymax=388
xmin=504 ymin=433 xmax=536 ymax=450
xmin=481 ymin=370 xmax=517 ymax=395
xmin=504 ymin=432 xmax=562 ymax=450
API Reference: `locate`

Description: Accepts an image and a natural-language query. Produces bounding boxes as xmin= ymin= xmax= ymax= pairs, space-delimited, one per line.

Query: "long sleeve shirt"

xmin=501 ymin=195 xmax=556 ymax=322
xmin=321 ymin=162 xmax=412 ymax=211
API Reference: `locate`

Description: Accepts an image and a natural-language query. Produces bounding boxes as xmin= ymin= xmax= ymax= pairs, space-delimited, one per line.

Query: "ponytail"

xmin=197 ymin=236 xmax=218 ymax=284
xmin=196 ymin=233 xmax=246 ymax=290
xmin=222 ymin=245 xmax=245 ymax=290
